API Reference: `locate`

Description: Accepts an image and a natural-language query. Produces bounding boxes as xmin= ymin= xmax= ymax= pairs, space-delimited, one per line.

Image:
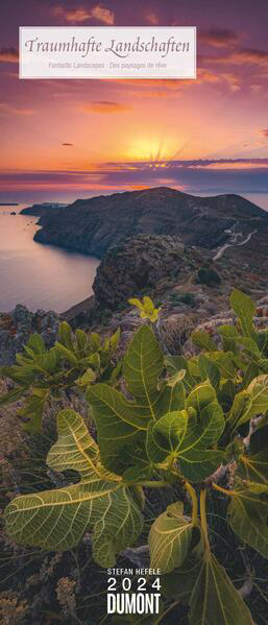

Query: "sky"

xmin=0 ymin=0 xmax=268 ymax=203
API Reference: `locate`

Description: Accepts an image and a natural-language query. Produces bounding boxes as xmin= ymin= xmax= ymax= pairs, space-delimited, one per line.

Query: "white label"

xmin=19 ymin=26 xmax=196 ymax=79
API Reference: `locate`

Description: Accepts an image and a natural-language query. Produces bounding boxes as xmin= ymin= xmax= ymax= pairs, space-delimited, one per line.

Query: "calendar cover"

xmin=0 ymin=1 xmax=268 ymax=624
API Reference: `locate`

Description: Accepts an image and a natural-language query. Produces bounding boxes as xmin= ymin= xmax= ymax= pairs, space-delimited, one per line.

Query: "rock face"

xmin=0 ymin=305 xmax=59 ymax=365
xmin=33 ymin=187 xmax=267 ymax=258
xmin=93 ymin=234 xmax=205 ymax=310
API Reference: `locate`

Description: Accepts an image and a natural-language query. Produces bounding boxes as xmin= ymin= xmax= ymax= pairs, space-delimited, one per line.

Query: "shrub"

xmin=0 ymin=321 xmax=121 ymax=433
xmin=169 ymin=292 xmax=196 ymax=307
xmin=197 ymin=267 xmax=221 ymax=286
xmin=3 ymin=289 xmax=268 ymax=624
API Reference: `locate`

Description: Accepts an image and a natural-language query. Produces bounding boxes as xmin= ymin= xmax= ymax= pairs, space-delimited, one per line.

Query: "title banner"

xmin=19 ymin=26 xmax=196 ymax=79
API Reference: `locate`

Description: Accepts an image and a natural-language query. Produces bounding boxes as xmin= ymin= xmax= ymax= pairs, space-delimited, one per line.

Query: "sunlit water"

xmin=0 ymin=193 xmax=267 ymax=313
xmin=0 ymin=205 xmax=99 ymax=313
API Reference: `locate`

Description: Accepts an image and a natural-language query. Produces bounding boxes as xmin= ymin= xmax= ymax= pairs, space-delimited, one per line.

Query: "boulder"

xmin=93 ymin=234 xmax=187 ymax=310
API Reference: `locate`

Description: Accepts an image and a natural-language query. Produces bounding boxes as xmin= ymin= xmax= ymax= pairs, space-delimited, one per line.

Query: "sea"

xmin=0 ymin=193 xmax=267 ymax=314
xmin=0 ymin=205 xmax=99 ymax=313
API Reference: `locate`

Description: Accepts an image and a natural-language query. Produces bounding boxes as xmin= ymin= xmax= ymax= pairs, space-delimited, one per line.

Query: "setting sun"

xmin=127 ymin=136 xmax=180 ymax=162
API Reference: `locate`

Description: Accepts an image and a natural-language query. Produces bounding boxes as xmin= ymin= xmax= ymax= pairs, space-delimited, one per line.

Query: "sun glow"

xmin=127 ymin=137 xmax=179 ymax=162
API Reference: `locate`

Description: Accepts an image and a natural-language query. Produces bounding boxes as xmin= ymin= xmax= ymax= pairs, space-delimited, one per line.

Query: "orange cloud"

xmin=53 ymin=4 xmax=115 ymax=25
xmin=83 ymin=101 xmax=131 ymax=113
xmin=104 ymin=78 xmax=182 ymax=99
xmin=91 ymin=5 xmax=115 ymax=25
xmin=197 ymin=68 xmax=220 ymax=84
xmin=260 ymin=129 xmax=268 ymax=138
xmin=0 ymin=47 xmax=18 ymax=63
xmin=197 ymin=68 xmax=240 ymax=92
xmin=131 ymin=184 xmax=150 ymax=190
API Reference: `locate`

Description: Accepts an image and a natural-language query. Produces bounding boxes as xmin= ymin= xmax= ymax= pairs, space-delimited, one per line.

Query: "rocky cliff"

xmin=33 ymin=187 xmax=268 ymax=258
xmin=93 ymin=234 xmax=206 ymax=309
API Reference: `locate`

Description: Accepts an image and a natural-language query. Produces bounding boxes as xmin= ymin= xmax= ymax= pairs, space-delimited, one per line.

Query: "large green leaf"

xmin=87 ymin=384 xmax=150 ymax=473
xmin=146 ymin=410 xmax=188 ymax=464
xmin=198 ymin=355 xmax=220 ymax=390
xmin=161 ymin=555 xmax=202 ymax=601
xmin=54 ymin=341 xmax=78 ymax=365
xmin=4 ymin=409 xmax=143 ymax=568
xmin=124 ymin=324 xmax=186 ymax=417
xmin=227 ymin=390 xmax=250 ymax=428
xmin=218 ymin=324 xmax=239 ymax=353
xmin=228 ymin=482 xmax=268 ymax=558
xmin=87 ymin=325 xmax=185 ymax=473
xmin=123 ymin=324 xmax=165 ymax=420
xmin=230 ymin=375 xmax=268 ymax=428
xmin=191 ymin=330 xmax=218 ymax=352
xmin=148 ymin=401 xmax=224 ymax=481
xmin=25 ymin=333 xmax=46 ymax=354
xmin=218 ymin=324 xmax=261 ymax=357
xmin=186 ymin=380 xmax=216 ymax=411
xmin=58 ymin=320 xmax=75 ymax=351
xmin=230 ymin=288 xmax=256 ymax=338
xmin=206 ymin=352 xmax=237 ymax=380
xmin=149 ymin=503 xmax=193 ymax=573
xmin=189 ymin=552 xmax=252 ymax=625
xmin=238 ymin=425 xmax=268 ymax=485
xmin=20 ymin=389 xmax=49 ymax=433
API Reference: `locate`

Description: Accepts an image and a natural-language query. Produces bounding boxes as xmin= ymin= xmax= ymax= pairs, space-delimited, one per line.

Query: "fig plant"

xmin=0 ymin=320 xmax=121 ymax=432
xmin=4 ymin=289 xmax=268 ymax=624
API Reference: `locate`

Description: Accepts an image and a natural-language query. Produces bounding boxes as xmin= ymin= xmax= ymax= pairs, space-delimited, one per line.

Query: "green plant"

xmin=4 ymin=289 xmax=268 ymax=624
xmin=169 ymin=292 xmax=196 ymax=307
xmin=0 ymin=321 xmax=121 ymax=432
xmin=128 ymin=295 xmax=161 ymax=323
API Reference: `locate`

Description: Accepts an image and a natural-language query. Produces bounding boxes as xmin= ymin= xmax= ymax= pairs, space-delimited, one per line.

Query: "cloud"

xmin=260 ymin=129 xmax=268 ymax=138
xmin=1 ymin=159 xmax=268 ymax=196
xmin=145 ymin=12 xmax=159 ymax=25
xmin=229 ymin=48 xmax=268 ymax=68
xmin=0 ymin=103 xmax=34 ymax=115
xmin=197 ymin=69 xmax=220 ymax=84
xmin=199 ymin=28 xmax=240 ymax=48
xmin=83 ymin=101 xmax=131 ymax=113
xmin=220 ymin=73 xmax=241 ymax=92
xmin=250 ymin=84 xmax=264 ymax=94
xmin=197 ymin=69 xmax=240 ymax=91
xmin=205 ymin=47 xmax=268 ymax=68
xmin=104 ymin=158 xmax=268 ymax=170
xmin=114 ymin=70 xmax=241 ymax=99
xmin=53 ymin=4 xmax=115 ymax=25
xmin=106 ymin=78 xmax=183 ymax=100
xmin=62 ymin=142 xmax=74 ymax=146
xmin=91 ymin=5 xmax=115 ymax=24
xmin=0 ymin=47 xmax=18 ymax=63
